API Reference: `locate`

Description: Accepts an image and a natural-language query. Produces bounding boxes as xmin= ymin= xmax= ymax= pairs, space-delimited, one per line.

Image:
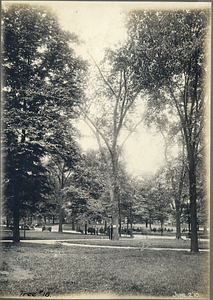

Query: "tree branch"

xmin=120 ymin=118 xmax=144 ymax=150
xmin=87 ymin=51 xmax=118 ymax=99
xmin=79 ymin=105 xmax=113 ymax=157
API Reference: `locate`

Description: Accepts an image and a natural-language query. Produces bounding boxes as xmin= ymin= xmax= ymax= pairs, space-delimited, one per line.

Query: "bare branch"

xmin=120 ymin=118 xmax=144 ymax=150
xmin=87 ymin=51 xmax=118 ymax=99
xmin=79 ymin=105 xmax=113 ymax=157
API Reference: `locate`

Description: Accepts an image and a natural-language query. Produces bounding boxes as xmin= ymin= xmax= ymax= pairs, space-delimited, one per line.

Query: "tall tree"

xmin=2 ymin=3 xmax=86 ymax=241
xmin=61 ymin=149 xmax=108 ymax=229
xmin=123 ymin=9 xmax=210 ymax=252
xmin=117 ymin=167 xmax=139 ymax=237
xmin=45 ymin=126 xmax=80 ymax=232
xmin=145 ymin=107 xmax=189 ymax=239
xmin=72 ymin=150 xmax=111 ymax=226
xmin=165 ymin=156 xmax=189 ymax=239
xmin=139 ymin=173 xmax=172 ymax=231
xmin=79 ymin=51 xmax=146 ymax=239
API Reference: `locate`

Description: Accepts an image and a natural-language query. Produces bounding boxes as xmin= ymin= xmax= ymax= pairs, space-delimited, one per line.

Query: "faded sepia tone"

xmin=1 ymin=1 xmax=211 ymax=299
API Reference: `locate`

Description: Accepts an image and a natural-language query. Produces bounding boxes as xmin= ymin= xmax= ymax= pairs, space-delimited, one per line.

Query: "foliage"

xmin=138 ymin=170 xmax=173 ymax=228
xmin=44 ymin=128 xmax=82 ymax=231
xmin=123 ymin=9 xmax=210 ymax=251
xmin=79 ymin=46 xmax=148 ymax=239
xmin=2 ymin=3 xmax=86 ymax=240
xmin=70 ymin=149 xmax=110 ymax=223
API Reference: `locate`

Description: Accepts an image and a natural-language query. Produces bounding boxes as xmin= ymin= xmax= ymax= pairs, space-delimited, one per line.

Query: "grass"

xmin=1 ymin=229 xmax=100 ymax=240
xmin=0 ymin=241 xmax=210 ymax=298
xmin=61 ymin=236 xmax=209 ymax=250
xmin=1 ymin=229 xmax=209 ymax=250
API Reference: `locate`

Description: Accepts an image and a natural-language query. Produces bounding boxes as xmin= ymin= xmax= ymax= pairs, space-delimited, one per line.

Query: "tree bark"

xmin=13 ymin=206 xmax=20 ymax=242
xmin=188 ymin=212 xmax=191 ymax=233
xmin=130 ymin=204 xmax=133 ymax=237
xmin=58 ymin=172 xmax=64 ymax=232
xmin=111 ymin=152 xmax=120 ymax=240
xmin=119 ymin=217 xmax=121 ymax=237
xmin=72 ymin=219 xmax=75 ymax=230
xmin=204 ymin=223 xmax=207 ymax=234
xmin=6 ymin=215 xmax=10 ymax=227
xmin=58 ymin=195 xmax=63 ymax=232
xmin=118 ymin=194 xmax=121 ymax=237
xmin=112 ymin=203 xmax=119 ymax=240
xmin=176 ymin=202 xmax=181 ymax=239
xmin=160 ymin=221 xmax=163 ymax=236
xmin=189 ymin=168 xmax=198 ymax=252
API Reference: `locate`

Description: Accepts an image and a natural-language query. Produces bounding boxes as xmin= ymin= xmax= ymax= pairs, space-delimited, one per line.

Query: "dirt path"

xmin=1 ymin=239 xmax=206 ymax=252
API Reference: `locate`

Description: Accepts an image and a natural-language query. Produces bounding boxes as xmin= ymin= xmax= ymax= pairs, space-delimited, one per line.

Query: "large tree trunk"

xmin=160 ymin=220 xmax=163 ymax=236
xmin=104 ymin=220 xmax=107 ymax=232
xmin=72 ymin=219 xmax=75 ymax=230
xmin=13 ymin=206 xmax=20 ymax=242
xmin=111 ymin=183 xmax=119 ymax=240
xmin=58 ymin=208 xmax=63 ymax=232
xmin=189 ymin=169 xmax=198 ymax=252
xmin=204 ymin=223 xmax=207 ymax=235
xmin=188 ymin=212 xmax=191 ymax=233
xmin=118 ymin=195 xmax=121 ymax=237
xmin=6 ymin=215 xmax=10 ymax=227
xmin=112 ymin=202 xmax=119 ymax=240
xmin=119 ymin=217 xmax=121 ymax=237
xmin=111 ymin=153 xmax=120 ymax=240
xmin=130 ymin=205 xmax=133 ymax=237
xmin=149 ymin=214 xmax=152 ymax=230
xmin=175 ymin=201 xmax=181 ymax=239
xmin=58 ymin=198 xmax=63 ymax=232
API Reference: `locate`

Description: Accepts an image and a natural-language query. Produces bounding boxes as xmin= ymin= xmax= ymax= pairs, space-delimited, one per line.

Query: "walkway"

xmin=2 ymin=239 xmax=209 ymax=252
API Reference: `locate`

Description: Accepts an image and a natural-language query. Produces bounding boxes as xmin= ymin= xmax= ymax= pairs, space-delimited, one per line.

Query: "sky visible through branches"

xmin=46 ymin=1 xmax=166 ymax=177
xmin=6 ymin=1 xmax=209 ymax=178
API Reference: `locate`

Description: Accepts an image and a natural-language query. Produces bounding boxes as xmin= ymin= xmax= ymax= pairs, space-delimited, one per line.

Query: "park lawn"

xmin=1 ymin=229 xmax=103 ymax=240
xmin=1 ymin=229 xmax=209 ymax=250
xmin=62 ymin=237 xmax=209 ymax=250
xmin=0 ymin=242 xmax=209 ymax=298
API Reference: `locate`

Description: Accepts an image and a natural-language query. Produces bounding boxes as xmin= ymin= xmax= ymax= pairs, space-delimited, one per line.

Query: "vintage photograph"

xmin=1 ymin=1 xmax=211 ymax=299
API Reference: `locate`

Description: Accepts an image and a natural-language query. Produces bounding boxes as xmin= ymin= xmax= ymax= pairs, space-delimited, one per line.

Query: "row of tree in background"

xmin=2 ymin=4 xmax=210 ymax=252
xmin=4 ymin=146 xmax=208 ymax=236
xmin=3 ymin=147 xmax=208 ymax=237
